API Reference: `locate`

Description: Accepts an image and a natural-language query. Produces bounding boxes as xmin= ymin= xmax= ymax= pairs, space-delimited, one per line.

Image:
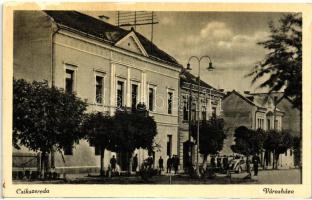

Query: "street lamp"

xmin=186 ymin=55 xmax=214 ymax=177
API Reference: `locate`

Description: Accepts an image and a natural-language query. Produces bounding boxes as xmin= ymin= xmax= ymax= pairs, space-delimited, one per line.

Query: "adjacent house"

xmin=221 ymin=90 xmax=300 ymax=168
xmin=13 ymin=11 xmax=182 ymax=173
xmin=178 ymin=69 xmax=224 ymax=171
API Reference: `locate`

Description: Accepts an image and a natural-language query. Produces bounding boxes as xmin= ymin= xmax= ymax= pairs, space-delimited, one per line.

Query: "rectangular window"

xmin=167 ymin=135 xmax=172 ymax=156
xmin=96 ymin=76 xmax=104 ymax=104
xmin=285 ymin=150 xmax=287 ymax=156
xmin=191 ymin=103 xmax=196 ymax=121
xmin=148 ymin=88 xmax=154 ymax=111
xmin=168 ymin=92 xmax=173 ymax=114
xmin=267 ymin=119 xmax=271 ymax=130
xmin=183 ymin=100 xmax=188 ymax=121
xmin=290 ymin=149 xmax=293 ymax=156
xmin=131 ymin=84 xmax=138 ymax=109
xmin=202 ymin=106 xmax=207 ymax=121
xmin=65 ymin=69 xmax=74 ymax=94
xmin=64 ymin=145 xmax=73 ymax=155
xmin=117 ymin=81 xmax=124 ymax=108
xmin=212 ymin=107 xmax=217 ymax=118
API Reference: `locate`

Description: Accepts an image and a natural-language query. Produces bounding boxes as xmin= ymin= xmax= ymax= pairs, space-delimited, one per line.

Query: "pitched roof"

xmin=44 ymin=11 xmax=181 ymax=67
xmin=180 ymin=68 xmax=215 ymax=89
xmin=224 ymin=90 xmax=285 ymax=112
xmin=224 ymin=90 xmax=260 ymax=107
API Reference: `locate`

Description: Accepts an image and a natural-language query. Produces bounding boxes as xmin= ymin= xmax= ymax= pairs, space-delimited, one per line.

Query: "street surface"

xmin=14 ymin=169 xmax=301 ymax=184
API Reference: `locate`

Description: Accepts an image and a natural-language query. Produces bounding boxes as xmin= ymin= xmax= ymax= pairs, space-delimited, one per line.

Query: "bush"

xmin=139 ymin=168 xmax=158 ymax=181
xmin=17 ymin=171 xmax=24 ymax=180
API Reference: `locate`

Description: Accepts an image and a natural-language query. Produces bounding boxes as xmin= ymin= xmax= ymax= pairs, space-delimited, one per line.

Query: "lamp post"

xmin=186 ymin=55 xmax=214 ymax=176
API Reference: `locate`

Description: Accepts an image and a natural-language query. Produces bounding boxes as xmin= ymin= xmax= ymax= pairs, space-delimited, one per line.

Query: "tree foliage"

xmin=231 ymin=126 xmax=266 ymax=156
xmin=113 ymin=105 xmax=157 ymax=154
xmin=82 ymin=112 xmax=114 ymax=175
xmin=263 ymin=130 xmax=293 ymax=169
xmin=83 ymin=112 xmax=114 ymax=149
xmin=13 ymin=79 xmax=87 ymax=154
xmin=191 ymin=118 xmax=226 ymax=158
xmin=248 ymin=13 xmax=302 ymax=109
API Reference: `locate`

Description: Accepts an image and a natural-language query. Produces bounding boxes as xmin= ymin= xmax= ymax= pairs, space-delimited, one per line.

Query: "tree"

xmin=13 ymin=79 xmax=87 ymax=176
xmin=263 ymin=130 xmax=293 ymax=169
xmin=82 ymin=112 xmax=114 ymax=176
xmin=248 ymin=13 xmax=302 ymax=109
xmin=191 ymin=118 xmax=226 ymax=162
xmin=293 ymin=136 xmax=301 ymax=167
xmin=113 ymin=104 xmax=157 ymax=172
xmin=231 ymin=127 xmax=266 ymax=156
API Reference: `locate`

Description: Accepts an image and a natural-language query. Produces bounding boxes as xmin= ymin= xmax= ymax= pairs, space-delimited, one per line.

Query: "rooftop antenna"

xmin=116 ymin=11 xmax=159 ymax=52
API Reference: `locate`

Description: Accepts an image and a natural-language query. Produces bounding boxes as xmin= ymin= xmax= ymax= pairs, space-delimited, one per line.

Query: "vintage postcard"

xmin=2 ymin=2 xmax=312 ymax=198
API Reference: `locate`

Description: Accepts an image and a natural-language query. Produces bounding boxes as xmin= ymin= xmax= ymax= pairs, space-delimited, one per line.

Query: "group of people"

xmin=209 ymin=153 xmax=261 ymax=176
xmin=166 ymin=155 xmax=180 ymax=174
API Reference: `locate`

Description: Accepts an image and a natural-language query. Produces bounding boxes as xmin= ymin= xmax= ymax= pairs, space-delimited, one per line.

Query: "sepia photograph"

xmin=2 ymin=2 xmax=312 ymax=198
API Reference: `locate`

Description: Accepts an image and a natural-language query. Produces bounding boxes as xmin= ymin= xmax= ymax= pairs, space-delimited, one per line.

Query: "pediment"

xmin=115 ymin=31 xmax=148 ymax=57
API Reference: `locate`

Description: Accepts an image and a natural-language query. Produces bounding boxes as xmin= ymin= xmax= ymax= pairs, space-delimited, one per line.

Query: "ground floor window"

xmin=167 ymin=135 xmax=172 ymax=156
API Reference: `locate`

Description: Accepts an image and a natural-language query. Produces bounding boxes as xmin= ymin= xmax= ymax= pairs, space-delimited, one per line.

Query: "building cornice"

xmin=56 ymin=27 xmax=181 ymax=73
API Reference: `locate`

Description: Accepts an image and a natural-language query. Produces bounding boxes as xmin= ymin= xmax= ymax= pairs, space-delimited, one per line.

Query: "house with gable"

xmin=221 ymin=90 xmax=299 ymax=169
xmin=13 ymin=11 xmax=182 ymax=173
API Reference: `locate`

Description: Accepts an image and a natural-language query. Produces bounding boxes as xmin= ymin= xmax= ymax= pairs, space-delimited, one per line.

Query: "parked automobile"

xmin=228 ymin=156 xmax=253 ymax=173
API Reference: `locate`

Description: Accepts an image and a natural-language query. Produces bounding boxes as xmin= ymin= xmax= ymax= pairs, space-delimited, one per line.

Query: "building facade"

xmin=13 ymin=11 xmax=182 ymax=173
xmin=221 ymin=90 xmax=299 ymax=168
xmin=178 ymin=69 xmax=224 ymax=171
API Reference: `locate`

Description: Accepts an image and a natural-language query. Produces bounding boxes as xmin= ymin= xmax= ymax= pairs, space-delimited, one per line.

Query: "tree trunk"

xmin=128 ymin=151 xmax=133 ymax=174
xmin=41 ymin=151 xmax=46 ymax=179
xmin=100 ymin=147 xmax=105 ymax=176
xmin=37 ymin=152 xmax=41 ymax=174
xmin=275 ymin=153 xmax=280 ymax=170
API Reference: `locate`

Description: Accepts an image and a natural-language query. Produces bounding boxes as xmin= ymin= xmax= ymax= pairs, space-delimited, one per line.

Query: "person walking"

xmin=132 ymin=154 xmax=138 ymax=172
xmin=110 ymin=155 xmax=117 ymax=173
xmin=167 ymin=156 xmax=172 ymax=173
xmin=210 ymin=156 xmax=216 ymax=168
xmin=246 ymin=156 xmax=251 ymax=178
xmin=173 ymin=155 xmax=179 ymax=174
xmin=159 ymin=156 xmax=164 ymax=171
xmin=252 ymin=154 xmax=260 ymax=176
xmin=147 ymin=156 xmax=154 ymax=169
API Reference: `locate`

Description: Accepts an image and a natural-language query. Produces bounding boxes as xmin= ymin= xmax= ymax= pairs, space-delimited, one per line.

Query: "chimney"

xmin=244 ymin=91 xmax=250 ymax=95
xmin=98 ymin=15 xmax=109 ymax=22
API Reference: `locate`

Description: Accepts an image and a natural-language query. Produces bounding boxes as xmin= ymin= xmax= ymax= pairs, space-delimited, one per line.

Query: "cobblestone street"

xmin=14 ymin=169 xmax=301 ymax=184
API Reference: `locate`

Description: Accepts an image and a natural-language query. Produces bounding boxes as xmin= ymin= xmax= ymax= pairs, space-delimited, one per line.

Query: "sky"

xmin=84 ymin=11 xmax=287 ymax=93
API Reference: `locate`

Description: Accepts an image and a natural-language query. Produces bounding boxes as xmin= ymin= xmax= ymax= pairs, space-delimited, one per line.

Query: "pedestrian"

xmin=210 ymin=156 xmax=216 ymax=168
xmin=222 ymin=156 xmax=229 ymax=171
xmin=217 ymin=156 xmax=222 ymax=169
xmin=132 ymin=154 xmax=138 ymax=172
xmin=252 ymin=153 xmax=260 ymax=176
xmin=110 ymin=155 xmax=117 ymax=173
xmin=167 ymin=156 xmax=172 ymax=173
xmin=159 ymin=156 xmax=164 ymax=171
xmin=147 ymin=156 xmax=154 ymax=169
xmin=173 ymin=155 xmax=179 ymax=174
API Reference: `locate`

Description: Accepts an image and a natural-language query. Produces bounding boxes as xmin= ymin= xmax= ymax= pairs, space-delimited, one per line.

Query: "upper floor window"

xmin=183 ymin=99 xmax=189 ymax=121
xmin=65 ymin=69 xmax=74 ymax=94
xmin=168 ymin=92 xmax=173 ymax=114
xmin=96 ymin=76 xmax=104 ymax=104
xmin=149 ymin=87 xmax=155 ymax=111
xmin=117 ymin=81 xmax=124 ymax=108
xmin=191 ymin=103 xmax=196 ymax=121
xmin=202 ymin=106 xmax=207 ymax=121
xmin=131 ymin=84 xmax=138 ymax=109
